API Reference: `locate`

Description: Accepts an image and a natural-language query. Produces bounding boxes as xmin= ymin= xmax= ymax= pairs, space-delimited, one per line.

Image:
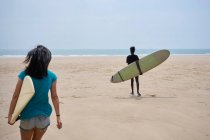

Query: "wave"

xmin=1 ymin=49 xmax=210 ymax=57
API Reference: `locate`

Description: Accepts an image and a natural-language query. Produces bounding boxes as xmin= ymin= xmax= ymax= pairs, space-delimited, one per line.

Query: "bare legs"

xmin=130 ymin=76 xmax=141 ymax=96
xmin=20 ymin=128 xmax=47 ymax=140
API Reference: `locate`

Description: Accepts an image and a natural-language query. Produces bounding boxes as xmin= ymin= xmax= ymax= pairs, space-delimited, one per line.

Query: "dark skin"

xmin=131 ymin=76 xmax=140 ymax=96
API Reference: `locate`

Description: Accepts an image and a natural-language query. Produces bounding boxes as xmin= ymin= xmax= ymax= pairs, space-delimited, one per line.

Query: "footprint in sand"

xmin=149 ymin=94 xmax=156 ymax=97
xmin=71 ymin=95 xmax=86 ymax=99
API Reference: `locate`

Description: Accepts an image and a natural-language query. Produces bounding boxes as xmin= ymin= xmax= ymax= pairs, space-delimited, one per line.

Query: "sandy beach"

xmin=0 ymin=55 xmax=210 ymax=140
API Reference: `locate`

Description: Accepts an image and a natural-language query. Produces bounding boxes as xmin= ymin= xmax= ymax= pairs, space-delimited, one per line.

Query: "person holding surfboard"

xmin=8 ymin=45 xmax=62 ymax=140
xmin=126 ymin=46 xmax=141 ymax=96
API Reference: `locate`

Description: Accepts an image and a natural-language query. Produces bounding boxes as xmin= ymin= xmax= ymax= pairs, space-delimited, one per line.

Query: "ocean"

xmin=0 ymin=49 xmax=210 ymax=57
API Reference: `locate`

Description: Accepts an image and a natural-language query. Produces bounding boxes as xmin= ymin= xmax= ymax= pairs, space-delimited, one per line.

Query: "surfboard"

xmin=10 ymin=76 xmax=35 ymax=124
xmin=111 ymin=49 xmax=170 ymax=83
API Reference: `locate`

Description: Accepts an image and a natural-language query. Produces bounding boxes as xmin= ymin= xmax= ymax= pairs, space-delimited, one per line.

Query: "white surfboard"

xmin=10 ymin=76 xmax=35 ymax=124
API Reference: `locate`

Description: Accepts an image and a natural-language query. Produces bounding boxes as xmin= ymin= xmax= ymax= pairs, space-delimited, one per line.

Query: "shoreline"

xmin=0 ymin=54 xmax=210 ymax=58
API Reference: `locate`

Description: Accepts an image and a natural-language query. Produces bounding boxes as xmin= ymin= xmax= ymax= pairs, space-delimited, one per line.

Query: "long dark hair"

xmin=24 ymin=45 xmax=51 ymax=79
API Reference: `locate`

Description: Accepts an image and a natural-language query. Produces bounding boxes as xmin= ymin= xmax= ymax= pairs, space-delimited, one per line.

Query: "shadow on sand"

xmin=114 ymin=94 xmax=176 ymax=100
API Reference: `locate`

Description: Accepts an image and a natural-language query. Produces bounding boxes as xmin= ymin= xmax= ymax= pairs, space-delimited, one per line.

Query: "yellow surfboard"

xmin=10 ymin=76 xmax=35 ymax=124
xmin=111 ymin=49 xmax=170 ymax=83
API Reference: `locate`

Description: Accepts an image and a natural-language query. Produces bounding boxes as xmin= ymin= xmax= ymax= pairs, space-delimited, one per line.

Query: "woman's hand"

xmin=7 ymin=115 xmax=14 ymax=125
xmin=56 ymin=116 xmax=62 ymax=129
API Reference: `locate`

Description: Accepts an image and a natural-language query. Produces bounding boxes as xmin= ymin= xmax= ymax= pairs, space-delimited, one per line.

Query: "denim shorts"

xmin=19 ymin=116 xmax=50 ymax=131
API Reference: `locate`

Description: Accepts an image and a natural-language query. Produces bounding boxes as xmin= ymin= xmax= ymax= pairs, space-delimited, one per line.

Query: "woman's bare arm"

xmin=8 ymin=78 xmax=23 ymax=125
xmin=51 ymin=80 xmax=62 ymax=129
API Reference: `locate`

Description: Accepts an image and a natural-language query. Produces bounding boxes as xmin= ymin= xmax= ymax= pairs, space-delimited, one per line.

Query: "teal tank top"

xmin=18 ymin=70 xmax=57 ymax=120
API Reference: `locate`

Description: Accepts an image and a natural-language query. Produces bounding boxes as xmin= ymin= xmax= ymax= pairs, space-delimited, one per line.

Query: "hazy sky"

xmin=0 ymin=0 xmax=210 ymax=50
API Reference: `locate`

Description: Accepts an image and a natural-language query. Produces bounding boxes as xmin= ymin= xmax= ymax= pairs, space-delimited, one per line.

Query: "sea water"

xmin=0 ymin=49 xmax=210 ymax=57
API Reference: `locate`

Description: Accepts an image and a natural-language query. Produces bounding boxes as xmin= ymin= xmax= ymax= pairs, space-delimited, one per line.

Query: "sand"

xmin=0 ymin=55 xmax=210 ymax=140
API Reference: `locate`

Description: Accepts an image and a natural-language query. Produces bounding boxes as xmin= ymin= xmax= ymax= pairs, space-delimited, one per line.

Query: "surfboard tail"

xmin=110 ymin=76 xmax=114 ymax=83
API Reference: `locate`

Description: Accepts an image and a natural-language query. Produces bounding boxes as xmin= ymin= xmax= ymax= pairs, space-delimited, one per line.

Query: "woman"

xmin=8 ymin=45 xmax=62 ymax=140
